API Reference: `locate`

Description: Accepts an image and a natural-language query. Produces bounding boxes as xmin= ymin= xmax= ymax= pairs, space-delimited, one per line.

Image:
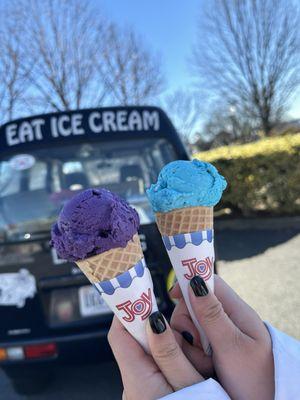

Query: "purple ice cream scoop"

xmin=51 ymin=188 xmax=139 ymax=261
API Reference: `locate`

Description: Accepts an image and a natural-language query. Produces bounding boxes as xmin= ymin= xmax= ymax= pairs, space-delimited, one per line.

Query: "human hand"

xmin=108 ymin=312 xmax=203 ymax=400
xmin=170 ymin=275 xmax=274 ymax=400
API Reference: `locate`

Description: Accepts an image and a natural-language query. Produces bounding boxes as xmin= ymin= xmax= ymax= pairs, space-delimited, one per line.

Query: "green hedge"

xmin=194 ymin=134 xmax=300 ymax=215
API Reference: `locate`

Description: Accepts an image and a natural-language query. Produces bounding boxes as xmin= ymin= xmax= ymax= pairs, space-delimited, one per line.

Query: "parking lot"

xmin=0 ymin=361 xmax=123 ymax=400
xmin=1 ymin=218 xmax=300 ymax=399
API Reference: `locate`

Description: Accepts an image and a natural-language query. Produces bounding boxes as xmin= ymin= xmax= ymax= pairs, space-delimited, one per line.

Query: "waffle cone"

xmin=156 ymin=206 xmax=213 ymax=236
xmin=76 ymin=234 xmax=143 ymax=283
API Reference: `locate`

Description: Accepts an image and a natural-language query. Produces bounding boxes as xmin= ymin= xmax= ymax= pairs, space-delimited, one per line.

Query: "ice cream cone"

xmin=76 ymin=234 xmax=143 ymax=283
xmin=76 ymin=234 xmax=157 ymax=352
xmin=155 ymin=206 xmax=213 ymax=236
xmin=156 ymin=207 xmax=214 ymax=355
xmin=51 ymin=189 xmax=158 ymax=352
xmin=147 ymin=160 xmax=227 ymax=356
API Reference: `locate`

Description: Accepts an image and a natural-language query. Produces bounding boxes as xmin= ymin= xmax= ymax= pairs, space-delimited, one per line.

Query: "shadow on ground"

xmin=1 ymin=362 xmax=123 ymax=400
xmin=215 ymin=227 xmax=300 ymax=262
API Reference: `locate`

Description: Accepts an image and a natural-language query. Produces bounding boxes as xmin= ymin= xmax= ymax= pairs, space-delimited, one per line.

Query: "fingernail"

xmin=190 ymin=276 xmax=208 ymax=297
xmin=149 ymin=311 xmax=166 ymax=334
xmin=182 ymin=331 xmax=194 ymax=345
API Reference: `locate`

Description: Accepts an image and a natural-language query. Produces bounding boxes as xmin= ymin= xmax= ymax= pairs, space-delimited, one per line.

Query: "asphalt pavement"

xmin=1 ymin=219 xmax=300 ymax=399
xmin=217 ymin=230 xmax=300 ymax=339
xmin=0 ymin=362 xmax=123 ymax=399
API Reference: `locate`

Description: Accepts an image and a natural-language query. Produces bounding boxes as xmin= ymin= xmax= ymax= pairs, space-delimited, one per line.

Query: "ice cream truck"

xmin=0 ymin=106 xmax=189 ymax=393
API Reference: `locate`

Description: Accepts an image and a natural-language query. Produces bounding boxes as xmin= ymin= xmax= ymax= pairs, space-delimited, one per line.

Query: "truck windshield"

xmin=0 ymin=138 xmax=176 ymax=243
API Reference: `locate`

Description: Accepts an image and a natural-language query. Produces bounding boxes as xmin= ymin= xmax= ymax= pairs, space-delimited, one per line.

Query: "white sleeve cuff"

xmin=159 ymin=378 xmax=230 ymax=400
xmin=265 ymin=322 xmax=300 ymax=399
xmin=160 ymin=323 xmax=300 ymax=400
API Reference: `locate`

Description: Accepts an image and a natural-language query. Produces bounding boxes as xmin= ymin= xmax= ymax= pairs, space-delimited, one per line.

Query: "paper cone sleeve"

xmin=155 ymin=206 xmax=213 ymax=236
xmin=76 ymin=234 xmax=143 ymax=283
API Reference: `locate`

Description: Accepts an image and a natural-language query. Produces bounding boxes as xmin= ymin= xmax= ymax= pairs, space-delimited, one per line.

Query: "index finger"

xmin=172 ymin=276 xmax=266 ymax=341
xmin=214 ymin=275 xmax=268 ymax=341
xmin=147 ymin=312 xmax=203 ymax=391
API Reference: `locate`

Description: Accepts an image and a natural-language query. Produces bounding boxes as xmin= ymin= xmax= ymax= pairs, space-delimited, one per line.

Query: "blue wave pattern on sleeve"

xmin=95 ymin=258 xmax=146 ymax=295
xmin=162 ymin=230 xmax=214 ymax=251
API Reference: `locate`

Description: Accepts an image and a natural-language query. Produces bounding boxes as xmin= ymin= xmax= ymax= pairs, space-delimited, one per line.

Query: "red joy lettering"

xmin=181 ymin=257 xmax=214 ymax=281
xmin=182 ymin=258 xmax=197 ymax=280
xmin=116 ymin=288 xmax=153 ymax=323
xmin=116 ymin=300 xmax=135 ymax=322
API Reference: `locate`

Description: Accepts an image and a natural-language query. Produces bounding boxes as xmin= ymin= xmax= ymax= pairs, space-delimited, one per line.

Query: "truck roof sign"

xmin=0 ymin=106 xmax=177 ymax=154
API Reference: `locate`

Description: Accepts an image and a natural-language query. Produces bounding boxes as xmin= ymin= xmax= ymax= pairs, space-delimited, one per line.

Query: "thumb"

xmin=146 ymin=311 xmax=203 ymax=391
xmin=189 ymin=276 xmax=242 ymax=353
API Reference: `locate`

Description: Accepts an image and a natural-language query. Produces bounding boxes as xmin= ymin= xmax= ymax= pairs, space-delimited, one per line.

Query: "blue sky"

xmin=96 ymin=0 xmax=300 ymax=119
xmin=97 ymin=0 xmax=203 ymax=93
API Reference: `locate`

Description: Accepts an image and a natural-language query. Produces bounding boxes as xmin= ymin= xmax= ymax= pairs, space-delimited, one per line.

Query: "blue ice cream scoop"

xmin=147 ymin=159 xmax=227 ymax=213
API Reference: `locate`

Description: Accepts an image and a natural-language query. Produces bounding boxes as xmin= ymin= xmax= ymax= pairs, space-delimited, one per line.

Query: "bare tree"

xmin=0 ymin=10 xmax=32 ymax=123
xmin=98 ymin=24 xmax=164 ymax=105
xmin=192 ymin=0 xmax=300 ymax=136
xmin=163 ymin=89 xmax=201 ymax=142
xmin=197 ymin=104 xmax=257 ymax=149
xmin=12 ymin=0 xmax=109 ymax=112
xmin=1 ymin=0 xmax=164 ymax=118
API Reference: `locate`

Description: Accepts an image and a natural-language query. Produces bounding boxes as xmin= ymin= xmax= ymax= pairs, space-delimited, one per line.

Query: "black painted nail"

xmin=190 ymin=276 xmax=209 ymax=297
xmin=182 ymin=331 xmax=194 ymax=346
xmin=149 ymin=312 xmax=166 ymax=334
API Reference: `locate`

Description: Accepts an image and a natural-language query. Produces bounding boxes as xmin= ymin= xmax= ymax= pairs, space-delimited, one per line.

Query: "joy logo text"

xmin=181 ymin=257 xmax=213 ymax=281
xmin=116 ymin=288 xmax=152 ymax=322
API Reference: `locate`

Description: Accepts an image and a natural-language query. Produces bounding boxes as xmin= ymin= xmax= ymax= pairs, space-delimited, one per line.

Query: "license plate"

xmin=78 ymin=285 xmax=111 ymax=317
